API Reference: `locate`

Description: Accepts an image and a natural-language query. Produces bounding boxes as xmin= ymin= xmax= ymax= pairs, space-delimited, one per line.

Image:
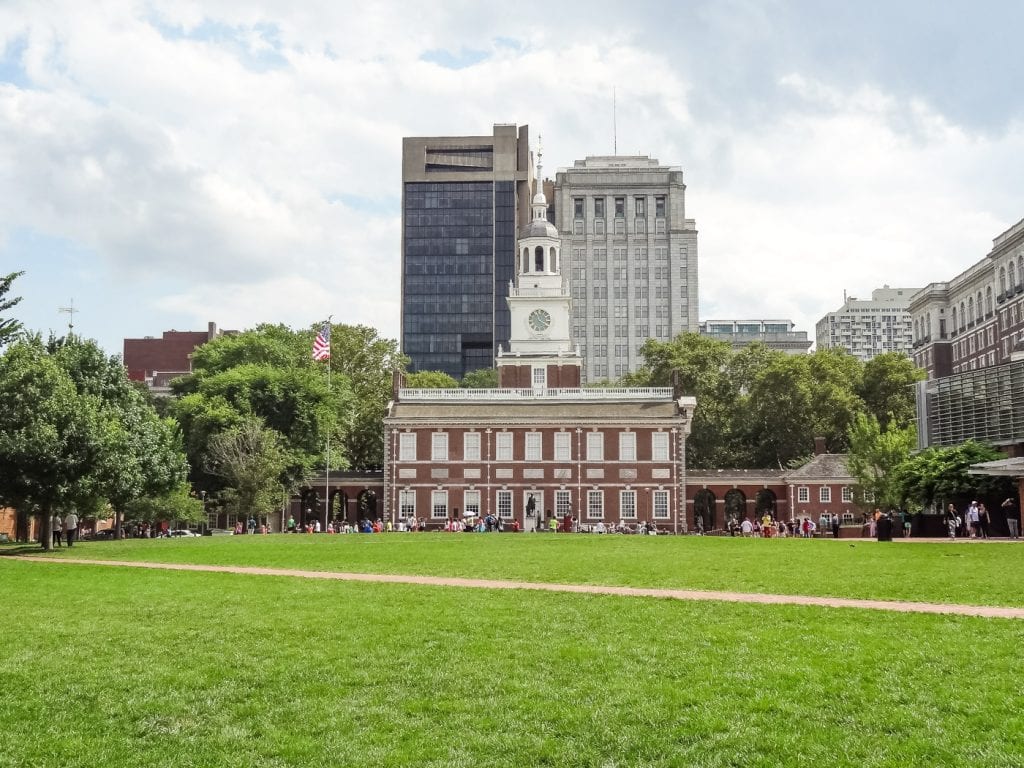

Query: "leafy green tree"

xmin=858 ymin=353 xmax=925 ymax=430
xmin=0 ymin=340 xmax=106 ymax=548
xmin=747 ymin=349 xmax=864 ymax=467
xmin=124 ymin=484 xmax=205 ymax=527
xmin=0 ymin=271 xmax=24 ymax=347
xmin=637 ymin=333 xmax=746 ymax=467
xmin=461 ymin=368 xmax=499 ymax=388
xmin=50 ymin=336 xmax=188 ymax=538
xmin=205 ymin=416 xmax=292 ymax=522
xmin=891 ymin=441 xmax=1012 ymax=511
xmin=846 ymin=412 xmax=916 ymax=509
xmin=327 ymin=324 xmax=407 ymax=470
xmin=171 ymin=326 xmax=353 ymax=495
xmin=405 ymin=370 xmax=460 ymax=388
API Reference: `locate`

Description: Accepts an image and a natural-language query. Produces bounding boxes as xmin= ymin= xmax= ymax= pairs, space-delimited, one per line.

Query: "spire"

xmin=532 ymin=133 xmax=547 ymax=220
xmin=536 ymin=134 xmax=543 ymax=183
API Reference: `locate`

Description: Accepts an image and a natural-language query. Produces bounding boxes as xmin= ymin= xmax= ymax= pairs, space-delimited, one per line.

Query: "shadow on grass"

xmin=0 ymin=544 xmax=51 ymax=557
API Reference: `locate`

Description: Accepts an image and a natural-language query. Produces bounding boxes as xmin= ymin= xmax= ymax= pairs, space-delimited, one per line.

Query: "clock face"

xmin=528 ymin=308 xmax=552 ymax=333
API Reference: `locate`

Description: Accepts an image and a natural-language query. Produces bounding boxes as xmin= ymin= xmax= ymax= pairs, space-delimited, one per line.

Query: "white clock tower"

xmin=497 ymin=141 xmax=583 ymax=390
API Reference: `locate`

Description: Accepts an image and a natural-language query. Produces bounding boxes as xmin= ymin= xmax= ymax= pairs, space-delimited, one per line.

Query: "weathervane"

xmin=58 ymin=299 xmax=78 ymax=335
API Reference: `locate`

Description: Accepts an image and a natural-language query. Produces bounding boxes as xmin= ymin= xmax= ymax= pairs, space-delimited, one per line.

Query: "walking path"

xmin=12 ymin=555 xmax=1024 ymax=619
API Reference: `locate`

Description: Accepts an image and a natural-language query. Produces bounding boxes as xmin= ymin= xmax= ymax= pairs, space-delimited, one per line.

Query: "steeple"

xmin=496 ymin=131 xmax=582 ymax=390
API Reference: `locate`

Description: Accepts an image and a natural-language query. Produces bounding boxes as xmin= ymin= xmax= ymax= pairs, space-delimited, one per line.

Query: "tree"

xmin=205 ymin=416 xmax=293 ymax=522
xmin=846 ymin=412 xmax=916 ymax=509
xmin=0 ymin=271 xmax=24 ymax=346
xmin=405 ymin=370 xmax=460 ymax=388
xmin=746 ymin=349 xmax=864 ymax=467
xmin=328 ymin=324 xmax=407 ymax=469
xmin=858 ymin=353 xmax=925 ymax=430
xmin=123 ymin=484 xmax=205 ymax=527
xmin=461 ymin=368 xmax=498 ymax=388
xmin=0 ymin=340 xmax=106 ymax=549
xmin=637 ymin=333 xmax=744 ymax=467
xmin=178 ymin=323 xmax=404 ymax=471
xmin=50 ymin=335 xmax=188 ymax=538
xmin=171 ymin=326 xmax=353 ymax=496
xmin=891 ymin=441 xmax=1012 ymax=511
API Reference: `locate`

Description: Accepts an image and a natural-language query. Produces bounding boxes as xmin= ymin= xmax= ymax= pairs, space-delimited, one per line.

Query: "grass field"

xmin=1 ymin=553 xmax=1022 ymax=768
xmin=11 ymin=532 xmax=1024 ymax=607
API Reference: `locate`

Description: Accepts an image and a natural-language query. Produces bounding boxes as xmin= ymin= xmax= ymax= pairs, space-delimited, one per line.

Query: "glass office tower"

xmin=401 ymin=126 xmax=531 ymax=379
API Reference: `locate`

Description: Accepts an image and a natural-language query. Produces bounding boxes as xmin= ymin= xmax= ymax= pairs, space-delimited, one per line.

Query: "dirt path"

xmin=11 ymin=555 xmax=1024 ymax=619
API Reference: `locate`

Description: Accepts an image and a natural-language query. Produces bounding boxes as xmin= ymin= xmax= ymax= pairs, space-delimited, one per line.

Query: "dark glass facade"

xmin=403 ymin=181 xmax=516 ymax=378
xmin=917 ymin=360 xmax=1024 ymax=449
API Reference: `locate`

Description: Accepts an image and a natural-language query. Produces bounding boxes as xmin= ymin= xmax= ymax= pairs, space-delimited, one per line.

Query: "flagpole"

xmin=324 ymin=315 xmax=333 ymax=532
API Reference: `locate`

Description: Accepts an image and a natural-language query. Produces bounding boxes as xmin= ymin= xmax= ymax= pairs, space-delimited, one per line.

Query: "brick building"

xmin=123 ymin=321 xmax=233 ymax=393
xmin=384 ymin=164 xmax=697 ymax=531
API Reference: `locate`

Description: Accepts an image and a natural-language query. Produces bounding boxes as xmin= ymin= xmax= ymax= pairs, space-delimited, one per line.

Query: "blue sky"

xmin=2 ymin=0 xmax=1023 ymax=355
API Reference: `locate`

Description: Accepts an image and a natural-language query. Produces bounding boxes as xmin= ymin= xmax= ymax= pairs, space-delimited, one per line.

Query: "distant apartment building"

xmin=123 ymin=321 xmax=230 ymax=394
xmin=700 ymin=319 xmax=811 ymax=355
xmin=401 ymin=124 xmax=533 ymax=379
xmin=815 ymin=287 xmax=917 ymax=361
xmin=554 ymin=156 xmax=699 ymax=382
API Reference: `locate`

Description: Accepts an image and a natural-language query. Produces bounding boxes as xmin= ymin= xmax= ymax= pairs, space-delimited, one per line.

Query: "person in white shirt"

xmin=64 ymin=510 xmax=79 ymax=547
xmin=740 ymin=518 xmax=753 ymax=537
xmin=51 ymin=514 xmax=63 ymax=548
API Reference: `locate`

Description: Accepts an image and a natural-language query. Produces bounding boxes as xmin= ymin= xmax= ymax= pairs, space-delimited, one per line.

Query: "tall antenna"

xmin=613 ymin=86 xmax=617 ymax=156
xmin=58 ymin=299 xmax=78 ymax=335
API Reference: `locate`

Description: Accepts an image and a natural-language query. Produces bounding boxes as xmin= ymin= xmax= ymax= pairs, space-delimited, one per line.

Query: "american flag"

xmin=312 ymin=322 xmax=331 ymax=361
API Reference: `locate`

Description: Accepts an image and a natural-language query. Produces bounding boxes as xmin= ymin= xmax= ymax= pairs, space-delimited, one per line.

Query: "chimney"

xmin=813 ymin=437 xmax=827 ymax=456
xmin=392 ymin=369 xmax=405 ymax=399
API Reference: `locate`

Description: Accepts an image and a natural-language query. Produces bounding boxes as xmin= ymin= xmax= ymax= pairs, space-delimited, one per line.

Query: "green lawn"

xmin=11 ymin=532 xmax=1024 ymax=607
xmin=1 ymin=557 xmax=1021 ymax=768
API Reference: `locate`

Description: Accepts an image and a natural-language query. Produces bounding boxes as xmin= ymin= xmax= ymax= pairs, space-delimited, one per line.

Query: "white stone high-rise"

xmin=554 ymin=156 xmax=699 ymax=382
xmin=815 ymin=286 xmax=918 ymax=361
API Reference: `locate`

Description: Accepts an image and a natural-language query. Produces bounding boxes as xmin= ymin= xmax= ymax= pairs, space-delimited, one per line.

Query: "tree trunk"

xmin=15 ymin=509 xmax=29 ymax=543
xmin=40 ymin=511 xmax=52 ymax=551
xmin=114 ymin=508 xmax=123 ymax=540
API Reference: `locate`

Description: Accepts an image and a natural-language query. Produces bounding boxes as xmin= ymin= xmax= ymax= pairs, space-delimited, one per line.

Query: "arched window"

xmin=986 ymin=286 xmax=993 ymax=316
xmin=959 ymin=302 xmax=966 ymax=329
xmin=1010 ymin=261 xmax=1017 ymax=291
xmin=549 ymin=247 xmax=557 ymax=273
xmin=534 ymin=245 xmax=544 ymax=273
xmin=693 ymin=489 xmax=716 ymax=531
xmin=1000 ymin=267 xmax=1007 ymax=294
xmin=952 ymin=306 xmax=958 ymax=331
xmin=724 ymin=489 xmax=746 ymax=524
xmin=976 ymin=292 xmax=983 ymax=321
xmin=968 ymin=297 xmax=974 ymax=324
xmin=1018 ymin=254 xmax=1023 ymax=287
xmin=522 ymin=248 xmax=529 ymax=273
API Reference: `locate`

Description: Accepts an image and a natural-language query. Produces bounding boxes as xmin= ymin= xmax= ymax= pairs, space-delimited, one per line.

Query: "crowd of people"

xmin=944 ymin=498 xmax=1020 ymax=539
xmin=719 ymin=514 xmax=824 ymax=538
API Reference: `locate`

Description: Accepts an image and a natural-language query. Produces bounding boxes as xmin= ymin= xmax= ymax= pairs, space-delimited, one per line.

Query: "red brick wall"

xmin=123 ymin=331 xmax=210 ymax=381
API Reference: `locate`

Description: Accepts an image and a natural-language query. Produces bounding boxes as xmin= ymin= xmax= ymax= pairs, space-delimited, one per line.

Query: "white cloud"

xmin=2 ymin=2 xmax=1023 ymax=357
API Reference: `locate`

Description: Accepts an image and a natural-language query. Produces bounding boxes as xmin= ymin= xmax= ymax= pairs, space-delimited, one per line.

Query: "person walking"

xmin=1001 ymin=496 xmax=1020 ymax=539
xmin=945 ymin=503 xmax=959 ymax=539
xmin=51 ymin=513 xmax=63 ymax=548
xmin=966 ymin=501 xmax=980 ymax=538
xmin=64 ymin=509 xmax=79 ymax=548
xmin=831 ymin=514 xmax=841 ymax=539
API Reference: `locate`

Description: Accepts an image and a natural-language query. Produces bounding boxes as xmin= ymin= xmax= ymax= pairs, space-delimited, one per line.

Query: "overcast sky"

xmin=3 ymin=1 xmax=1023 ymax=356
